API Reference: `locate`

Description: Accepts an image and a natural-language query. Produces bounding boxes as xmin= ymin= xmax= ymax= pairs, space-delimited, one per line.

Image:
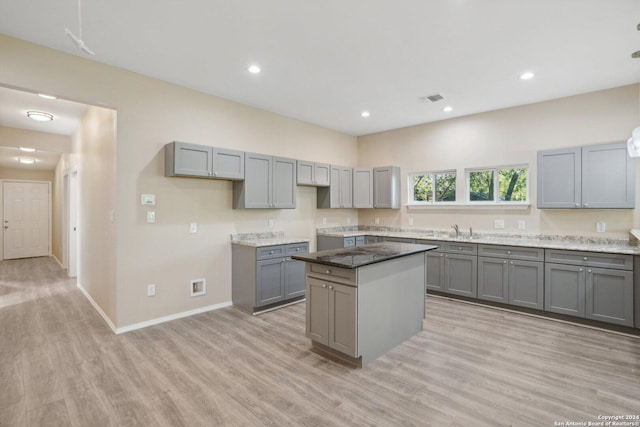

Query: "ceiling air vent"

xmin=418 ymin=94 xmax=444 ymax=103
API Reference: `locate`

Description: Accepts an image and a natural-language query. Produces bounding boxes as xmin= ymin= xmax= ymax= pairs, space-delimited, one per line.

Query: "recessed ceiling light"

xmin=27 ymin=111 xmax=53 ymax=121
xmin=18 ymin=157 xmax=37 ymax=164
xmin=19 ymin=147 xmax=37 ymax=152
xmin=361 ymin=111 xmax=371 ymax=118
xmin=520 ymin=72 xmax=535 ymax=80
xmin=248 ymin=65 xmax=261 ymax=74
xmin=37 ymin=93 xmax=57 ymax=100
xmin=443 ymin=106 xmax=453 ymax=113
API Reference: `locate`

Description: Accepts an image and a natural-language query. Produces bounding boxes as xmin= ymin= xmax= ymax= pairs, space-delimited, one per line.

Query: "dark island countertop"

xmin=291 ymin=242 xmax=438 ymax=269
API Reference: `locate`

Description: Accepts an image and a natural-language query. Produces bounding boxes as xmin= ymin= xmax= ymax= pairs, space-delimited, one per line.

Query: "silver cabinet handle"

xmin=503 ymin=260 xmax=507 ymax=264
xmin=579 ymin=268 xmax=583 ymax=272
xmin=440 ymin=254 xmax=444 ymax=258
xmin=510 ymin=261 xmax=514 ymax=265
xmin=583 ymin=204 xmax=589 ymax=207
xmin=208 ymin=171 xmax=212 ymax=176
xmin=507 ymin=251 xmax=511 ymax=255
xmin=296 ymin=248 xmax=300 ymax=251
xmin=583 ymin=257 xmax=588 ymax=261
xmin=213 ymin=172 xmax=217 ymax=177
xmin=575 ymin=203 xmax=580 ymax=207
xmin=325 ymin=270 xmax=331 ymax=274
xmin=322 ymin=283 xmax=327 ymax=288
xmin=328 ymin=285 xmax=334 ymax=290
xmin=269 ymin=251 xmax=274 ymax=254
xmin=587 ymin=269 xmax=592 ymax=273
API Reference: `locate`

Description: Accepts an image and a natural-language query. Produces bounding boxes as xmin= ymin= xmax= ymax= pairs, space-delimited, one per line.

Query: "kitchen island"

xmin=292 ymin=242 xmax=437 ymax=367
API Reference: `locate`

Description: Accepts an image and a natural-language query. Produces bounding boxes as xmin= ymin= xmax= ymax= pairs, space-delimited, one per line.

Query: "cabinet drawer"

xmin=545 ymin=249 xmax=632 ymax=270
xmin=415 ymin=239 xmax=442 ymax=252
xmin=384 ymin=237 xmax=416 ymax=244
xmin=308 ymin=263 xmax=356 ymax=283
xmin=256 ymin=245 xmax=287 ymax=260
xmin=355 ymin=236 xmax=365 ymax=246
xmin=344 ymin=237 xmax=356 ymax=248
xmin=365 ymin=235 xmax=379 ymax=244
xmin=478 ymin=244 xmax=543 ymax=261
xmin=286 ymin=243 xmax=309 ymax=255
xmin=444 ymin=242 xmax=478 ymax=255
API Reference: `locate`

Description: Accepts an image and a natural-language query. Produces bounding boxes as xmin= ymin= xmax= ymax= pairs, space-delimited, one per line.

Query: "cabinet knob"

xmin=507 ymin=251 xmax=511 ymax=255
xmin=458 ymin=247 xmax=462 ymax=250
xmin=322 ymin=283 xmax=327 ymax=288
xmin=583 ymin=204 xmax=589 ymax=207
xmin=326 ymin=270 xmax=331 ymax=274
xmin=328 ymin=285 xmax=334 ymax=290
xmin=504 ymin=261 xmax=507 ymax=264
xmin=583 ymin=257 xmax=588 ymax=261
xmin=213 ymin=172 xmax=217 ymax=177
xmin=208 ymin=171 xmax=212 ymax=176
xmin=269 ymin=251 xmax=274 ymax=254
xmin=575 ymin=203 xmax=580 ymax=207
xmin=510 ymin=261 xmax=514 ymax=265
xmin=440 ymin=254 xmax=443 ymax=258
xmin=587 ymin=269 xmax=592 ymax=273
xmin=296 ymin=248 xmax=300 ymax=251
xmin=579 ymin=268 xmax=583 ymax=272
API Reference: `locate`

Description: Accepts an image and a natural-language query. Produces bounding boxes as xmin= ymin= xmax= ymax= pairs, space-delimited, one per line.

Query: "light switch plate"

xmin=518 ymin=220 xmax=526 ymax=230
xmin=408 ymin=217 xmax=414 ymax=226
xmin=268 ymin=219 xmax=274 ymax=228
xmin=190 ymin=223 xmax=197 ymax=233
xmin=322 ymin=217 xmax=327 ymax=225
xmin=375 ymin=217 xmax=380 ymax=225
xmin=494 ymin=219 xmax=505 ymax=229
xmin=141 ymin=194 xmax=156 ymax=206
xmin=147 ymin=284 xmax=156 ymax=297
xmin=147 ymin=211 xmax=156 ymax=223
xmin=596 ymin=222 xmax=606 ymax=233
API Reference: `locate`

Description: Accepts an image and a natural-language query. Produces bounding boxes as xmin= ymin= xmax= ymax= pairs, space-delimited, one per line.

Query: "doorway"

xmin=2 ymin=180 xmax=51 ymax=260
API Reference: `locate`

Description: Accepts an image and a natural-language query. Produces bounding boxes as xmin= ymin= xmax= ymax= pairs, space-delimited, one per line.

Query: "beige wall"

xmin=357 ymin=85 xmax=639 ymax=238
xmin=1 ymin=34 xmax=357 ymax=329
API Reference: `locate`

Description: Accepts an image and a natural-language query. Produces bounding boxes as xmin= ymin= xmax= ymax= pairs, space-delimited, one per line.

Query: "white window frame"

xmin=407 ymin=170 xmax=457 ymax=205
xmin=466 ymin=164 xmax=529 ymax=205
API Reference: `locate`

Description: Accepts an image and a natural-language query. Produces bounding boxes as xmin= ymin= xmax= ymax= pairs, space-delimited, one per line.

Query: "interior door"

xmin=3 ymin=181 xmax=50 ymax=260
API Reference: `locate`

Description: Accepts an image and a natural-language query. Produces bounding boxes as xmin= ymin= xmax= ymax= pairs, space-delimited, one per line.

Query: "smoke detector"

xmin=418 ymin=94 xmax=444 ymax=103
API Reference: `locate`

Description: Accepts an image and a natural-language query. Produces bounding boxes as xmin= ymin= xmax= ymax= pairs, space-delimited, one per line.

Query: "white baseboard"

xmin=52 ymin=254 xmax=64 ymax=269
xmin=77 ymin=282 xmax=117 ymax=333
xmin=114 ymin=301 xmax=233 ymax=335
xmin=77 ymin=282 xmax=233 ymax=335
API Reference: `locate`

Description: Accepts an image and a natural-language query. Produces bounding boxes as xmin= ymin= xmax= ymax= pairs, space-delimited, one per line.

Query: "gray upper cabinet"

xmin=297 ymin=161 xmax=330 ymax=187
xmin=233 ymin=153 xmax=296 ymax=209
xmin=317 ymin=165 xmax=353 ymax=208
xmin=353 ymin=168 xmax=373 ymax=208
xmin=537 ymin=142 xmax=634 ymax=209
xmin=373 ymin=166 xmax=401 ymax=209
xmin=165 ymin=141 xmax=244 ymax=180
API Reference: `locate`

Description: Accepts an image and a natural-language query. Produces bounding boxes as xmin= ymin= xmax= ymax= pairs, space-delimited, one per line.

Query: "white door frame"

xmin=1 ymin=179 xmax=52 ymax=261
xmin=65 ymin=168 xmax=79 ymax=278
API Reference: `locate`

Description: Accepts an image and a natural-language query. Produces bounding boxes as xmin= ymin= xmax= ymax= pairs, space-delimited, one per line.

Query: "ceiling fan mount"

xmin=64 ymin=0 xmax=95 ymax=56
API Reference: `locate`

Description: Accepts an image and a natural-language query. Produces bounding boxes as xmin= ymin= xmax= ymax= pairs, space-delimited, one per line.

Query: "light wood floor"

xmin=1 ymin=257 xmax=639 ymax=427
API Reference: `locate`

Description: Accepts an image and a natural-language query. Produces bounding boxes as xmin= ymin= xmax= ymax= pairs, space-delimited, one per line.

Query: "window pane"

xmin=435 ymin=172 xmax=456 ymax=202
xmin=499 ymin=168 xmax=527 ymax=201
xmin=411 ymin=174 xmax=433 ymax=202
xmin=469 ymin=170 xmax=494 ymax=201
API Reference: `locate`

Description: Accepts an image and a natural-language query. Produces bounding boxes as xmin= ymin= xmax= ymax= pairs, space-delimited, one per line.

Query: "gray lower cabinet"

xmin=317 ymin=235 xmax=367 ymax=251
xmin=165 ymin=141 xmax=244 ymax=180
xmin=306 ymin=277 xmax=357 ymax=357
xmin=544 ymin=249 xmax=634 ymax=326
xmin=373 ymin=166 xmax=401 ymax=209
xmin=382 ymin=237 xmax=415 ymax=243
xmin=233 ymin=152 xmax=296 ymax=209
xmin=477 ymin=245 xmax=544 ymax=309
xmin=297 ymin=161 xmax=331 ymax=187
xmin=317 ymin=165 xmax=353 ymax=208
xmin=232 ymin=242 xmax=309 ymax=312
xmin=418 ymin=239 xmax=477 ymax=297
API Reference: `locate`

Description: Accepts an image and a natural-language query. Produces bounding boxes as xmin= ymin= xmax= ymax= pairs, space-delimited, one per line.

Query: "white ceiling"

xmin=0 ymin=0 xmax=639 ymax=136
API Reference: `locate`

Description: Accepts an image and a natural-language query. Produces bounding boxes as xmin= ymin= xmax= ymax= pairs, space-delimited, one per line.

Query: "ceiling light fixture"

xmin=19 ymin=147 xmax=37 ymax=152
xmin=18 ymin=157 xmax=37 ymax=165
xmin=361 ymin=111 xmax=371 ymax=118
xmin=37 ymin=93 xmax=57 ymax=100
xmin=248 ymin=65 xmax=261 ymax=74
xmin=443 ymin=106 xmax=453 ymax=113
xmin=520 ymin=72 xmax=535 ymax=80
xmin=27 ymin=111 xmax=54 ymax=121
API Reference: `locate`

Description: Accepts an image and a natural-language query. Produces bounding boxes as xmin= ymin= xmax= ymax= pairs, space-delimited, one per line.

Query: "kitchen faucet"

xmin=451 ymin=224 xmax=459 ymax=238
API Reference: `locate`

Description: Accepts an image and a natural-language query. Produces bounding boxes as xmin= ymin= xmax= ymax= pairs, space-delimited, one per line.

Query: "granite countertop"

xmin=317 ymin=226 xmax=640 ymax=255
xmin=231 ymin=231 xmax=310 ymax=247
xmin=291 ymin=242 xmax=438 ymax=269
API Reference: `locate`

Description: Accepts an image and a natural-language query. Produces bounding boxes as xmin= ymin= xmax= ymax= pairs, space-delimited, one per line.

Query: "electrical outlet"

xmin=375 ymin=217 xmax=380 ymax=225
xmin=518 ymin=220 xmax=526 ymax=230
xmin=190 ymin=223 xmax=197 ymax=233
xmin=147 ymin=211 xmax=156 ymax=223
xmin=494 ymin=219 xmax=505 ymax=229
xmin=347 ymin=217 xmax=351 ymax=224
xmin=268 ymin=219 xmax=274 ymax=228
xmin=147 ymin=284 xmax=156 ymax=297
xmin=408 ymin=217 xmax=414 ymax=226
xmin=596 ymin=222 xmax=606 ymax=233
xmin=322 ymin=217 xmax=327 ymax=225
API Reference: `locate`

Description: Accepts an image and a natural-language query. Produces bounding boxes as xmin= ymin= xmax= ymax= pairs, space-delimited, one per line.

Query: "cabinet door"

xmin=243 ymin=153 xmax=272 ymax=208
xmin=330 ymin=166 xmax=342 ymax=208
xmin=445 ymin=254 xmax=477 ymax=297
xmin=297 ymin=160 xmax=314 ymax=185
xmin=284 ymin=258 xmax=306 ymax=299
xmin=314 ymin=163 xmax=331 ymax=187
xmin=426 ymin=252 xmax=445 ymax=291
xmin=364 ymin=235 xmax=379 ymax=244
xmin=544 ymin=263 xmax=585 ymax=317
xmin=582 ymin=142 xmax=635 ymax=209
xmin=256 ymin=258 xmax=285 ymax=307
xmin=170 ymin=142 xmax=213 ymax=177
xmin=355 ymin=236 xmax=365 ymax=246
xmin=306 ymin=278 xmax=329 ymax=345
xmin=373 ymin=166 xmax=401 ymax=209
xmin=586 ymin=267 xmax=633 ymax=326
xmin=509 ymin=260 xmax=544 ymax=310
xmin=272 ymin=157 xmax=296 ymax=208
xmin=537 ymin=147 xmax=581 ymax=208
xmin=212 ymin=148 xmax=244 ymax=180
xmin=353 ymin=168 xmax=373 ymax=208
xmin=478 ymin=257 xmax=508 ymax=303
xmin=328 ymin=283 xmax=357 ymax=357
xmin=340 ymin=167 xmax=353 ymax=208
